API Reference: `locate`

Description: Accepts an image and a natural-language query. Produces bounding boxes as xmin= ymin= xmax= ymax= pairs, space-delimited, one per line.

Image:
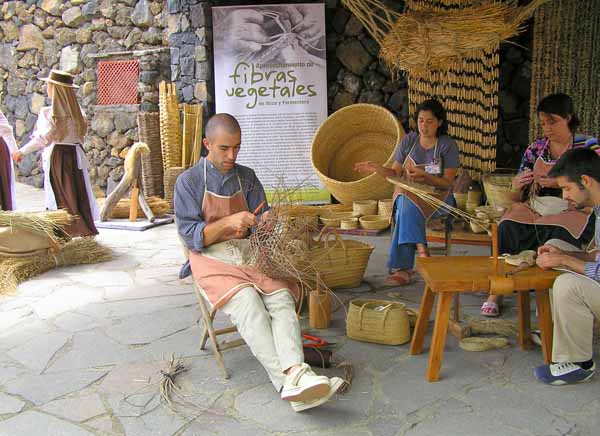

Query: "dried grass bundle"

xmin=344 ymin=0 xmax=545 ymax=74
xmin=97 ymin=196 xmax=170 ymax=219
xmin=0 ymin=210 xmax=72 ymax=243
xmin=0 ymin=237 xmax=113 ymax=294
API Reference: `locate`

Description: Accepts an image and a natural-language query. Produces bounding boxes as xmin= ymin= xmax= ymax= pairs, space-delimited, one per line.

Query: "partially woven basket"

xmin=353 ymin=200 xmax=378 ymax=216
xmin=482 ymin=173 xmax=517 ymax=210
xmin=310 ymin=228 xmax=374 ymax=289
xmin=346 ymin=299 xmax=411 ymax=345
xmin=311 ymin=104 xmax=405 ymax=204
xmin=359 ymin=215 xmax=390 ymax=230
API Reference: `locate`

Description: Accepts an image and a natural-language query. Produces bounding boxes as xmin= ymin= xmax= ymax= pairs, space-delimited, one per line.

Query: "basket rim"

xmin=311 ymin=104 xmax=404 ymax=187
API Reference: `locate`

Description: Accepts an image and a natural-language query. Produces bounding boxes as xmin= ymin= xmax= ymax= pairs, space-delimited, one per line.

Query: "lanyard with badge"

xmin=423 ymin=140 xmax=441 ymax=175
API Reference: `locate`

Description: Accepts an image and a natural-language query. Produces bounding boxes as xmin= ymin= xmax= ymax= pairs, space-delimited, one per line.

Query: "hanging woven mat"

xmin=138 ymin=112 xmax=164 ymax=198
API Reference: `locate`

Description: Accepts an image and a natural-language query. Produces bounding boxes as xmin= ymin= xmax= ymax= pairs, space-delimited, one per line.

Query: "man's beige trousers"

xmin=211 ymin=286 xmax=304 ymax=390
xmin=547 ymin=239 xmax=600 ymax=363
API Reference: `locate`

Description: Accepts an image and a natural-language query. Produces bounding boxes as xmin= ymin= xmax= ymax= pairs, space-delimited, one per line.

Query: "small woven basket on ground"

xmin=311 ymin=104 xmax=405 ymax=204
xmin=310 ymin=228 xmax=374 ymax=289
xmin=482 ymin=173 xmax=517 ymax=210
xmin=137 ymin=112 xmax=164 ymax=198
xmin=346 ymin=299 xmax=411 ymax=345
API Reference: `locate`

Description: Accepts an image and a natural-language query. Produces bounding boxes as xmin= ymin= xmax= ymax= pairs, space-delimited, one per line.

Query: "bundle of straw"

xmin=0 ymin=237 xmax=113 ymax=294
xmin=0 ymin=210 xmax=72 ymax=244
xmin=97 ymin=196 xmax=170 ymax=219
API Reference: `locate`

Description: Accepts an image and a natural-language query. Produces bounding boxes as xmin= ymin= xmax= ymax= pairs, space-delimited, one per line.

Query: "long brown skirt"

xmin=0 ymin=138 xmax=13 ymax=211
xmin=49 ymin=144 xmax=98 ymax=237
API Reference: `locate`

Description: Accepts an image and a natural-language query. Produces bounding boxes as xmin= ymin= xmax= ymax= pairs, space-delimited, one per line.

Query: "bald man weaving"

xmin=174 ymin=114 xmax=343 ymax=412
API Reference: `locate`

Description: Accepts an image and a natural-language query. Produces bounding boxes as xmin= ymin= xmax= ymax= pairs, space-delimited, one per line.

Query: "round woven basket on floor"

xmin=482 ymin=173 xmax=517 ymax=210
xmin=346 ymin=299 xmax=411 ymax=345
xmin=311 ymin=104 xmax=405 ymax=204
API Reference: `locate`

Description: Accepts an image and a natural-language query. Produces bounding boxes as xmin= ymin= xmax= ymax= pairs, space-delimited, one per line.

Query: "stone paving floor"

xmin=1 ymin=183 xmax=599 ymax=436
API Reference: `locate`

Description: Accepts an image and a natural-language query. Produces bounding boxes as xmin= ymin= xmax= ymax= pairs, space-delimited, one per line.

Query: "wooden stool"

xmin=409 ymin=256 xmax=559 ymax=382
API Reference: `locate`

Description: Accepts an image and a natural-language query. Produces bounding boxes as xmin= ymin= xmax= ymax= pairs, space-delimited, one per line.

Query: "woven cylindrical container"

xmin=378 ymin=198 xmax=394 ymax=218
xmin=311 ymin=104 xmax=405 ymax=204
xmin=164 ymin=166 xmax=184 ymax=212
xmin=482 ymin=173 xmax=517 ymax=210
xmin=137 ymin=112 xmax=164 ymax=198
xmin=346 ymin=299 xmax=411 ymax=345
xmin=353 ymin=200 xmax=378 ymax=216
xmin=340 ymin=217 xmax=359 ymax=230
xmin=309 ymin=290 xmax=331 ymax=329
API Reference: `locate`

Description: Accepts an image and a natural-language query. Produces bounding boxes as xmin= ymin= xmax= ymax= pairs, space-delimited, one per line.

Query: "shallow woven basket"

xmin=164 ymin=166 xmax=185 ymax=212
xmin=138 ymin=112 xmax=164 ymax=198
xmin=275 ymin=204 xmax=320 ymax=228
xmin=359 ymin=215 xmax=390 ymax=230
xmin=378 ymin=198 xmax=393 ymax=218
xmin=319 ymin=204 xmax=353 ymax=214
xmin=346 ymin=299 xmax=411 ymax=345
xmin=353 ymin=200 xmax=378 ymax=216
xmin=482 ymin=173 xmax=517 ymax=210
xmin=310 ymin=228 xmax=374 ymax=289
xmin=311 ymin=104 xmax=405 ymax=204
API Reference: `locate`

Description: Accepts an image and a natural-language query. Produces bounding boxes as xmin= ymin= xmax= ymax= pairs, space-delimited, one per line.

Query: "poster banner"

xmin=213 ymin=4 xmax=329 ymax=203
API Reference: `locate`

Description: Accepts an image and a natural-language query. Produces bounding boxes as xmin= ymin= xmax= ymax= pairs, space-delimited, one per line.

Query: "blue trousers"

xmin=387 ymin=194 xmax=455 ymax=270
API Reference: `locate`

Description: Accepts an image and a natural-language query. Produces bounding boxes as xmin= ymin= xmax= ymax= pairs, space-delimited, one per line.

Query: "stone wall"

xmin=0 ymin=0 xmax=169 ymax=189
xmin=0 ymin=0 xmax=533 ymax=192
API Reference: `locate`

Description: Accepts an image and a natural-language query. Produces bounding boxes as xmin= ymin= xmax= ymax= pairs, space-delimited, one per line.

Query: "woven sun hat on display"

xmin=311 ymin=104 xmax=405 ymax=204
xmin=40 ymin=70 xmax=79 ymax=88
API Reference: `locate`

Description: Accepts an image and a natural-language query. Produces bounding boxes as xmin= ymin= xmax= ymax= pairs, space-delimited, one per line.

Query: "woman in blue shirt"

xmin=355 ymin=99 xmax=460 ymax=286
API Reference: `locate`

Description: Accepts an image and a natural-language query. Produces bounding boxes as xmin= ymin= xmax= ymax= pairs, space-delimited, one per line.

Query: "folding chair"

xmin=178 ymin=237 xmax=245 ymax=379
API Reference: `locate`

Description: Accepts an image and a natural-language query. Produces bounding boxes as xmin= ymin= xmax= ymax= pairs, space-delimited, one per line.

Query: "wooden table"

xmin=410 ymin=256 xmax=560 ymax=382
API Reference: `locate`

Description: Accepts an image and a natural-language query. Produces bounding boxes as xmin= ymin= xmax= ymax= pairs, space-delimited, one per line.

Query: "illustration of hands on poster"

xmin=213 ymin=4 xmax=326 ymax=67
xmin=213 ymin=4 xmax=329 ymax=203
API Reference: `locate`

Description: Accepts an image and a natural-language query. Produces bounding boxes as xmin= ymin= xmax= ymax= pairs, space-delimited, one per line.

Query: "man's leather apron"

xmin=189 ymin=161 xmax=299 ymax=309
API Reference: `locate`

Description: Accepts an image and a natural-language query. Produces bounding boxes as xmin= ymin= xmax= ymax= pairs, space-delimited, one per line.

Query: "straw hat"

xmin=40 ymin=69 xmax=79 ymax=88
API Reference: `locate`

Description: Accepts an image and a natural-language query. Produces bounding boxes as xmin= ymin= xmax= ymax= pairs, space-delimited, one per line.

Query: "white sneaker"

xmin=280 ymin=363 xmax=331 ymax=402
xmin=290 ymin=377 xmax=346 ymax=412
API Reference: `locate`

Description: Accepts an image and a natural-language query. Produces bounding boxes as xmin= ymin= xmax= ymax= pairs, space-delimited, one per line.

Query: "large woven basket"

xmin=310 ymin=228 xmax=374 ymax=289
xmin=482 ymin=173 xmax=517 ymax=210
xmin=137 ymin=112 xmax=164 ymax=198
xmin=311 ymin=104 xmax=405 ymax=204
xmin=346 ymin=299 xmax=411 ymax=345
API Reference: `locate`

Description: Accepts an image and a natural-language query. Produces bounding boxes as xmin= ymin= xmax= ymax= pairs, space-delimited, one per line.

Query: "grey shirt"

xmin=393 ymin=132 xmax=460 ymax=173
xmin=174 ymin=157 xmax=268 ymax=278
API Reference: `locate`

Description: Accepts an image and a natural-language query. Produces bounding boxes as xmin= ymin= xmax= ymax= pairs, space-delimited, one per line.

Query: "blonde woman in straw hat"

xmin=12 ymin=70 xmax=100 ymax=237
xmin=0 ymin=109 xmax=18 ymax=210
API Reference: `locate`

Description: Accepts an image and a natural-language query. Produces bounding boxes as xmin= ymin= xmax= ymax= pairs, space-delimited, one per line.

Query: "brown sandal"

xmin=384 ymin=270 xmax=413 ymax=286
